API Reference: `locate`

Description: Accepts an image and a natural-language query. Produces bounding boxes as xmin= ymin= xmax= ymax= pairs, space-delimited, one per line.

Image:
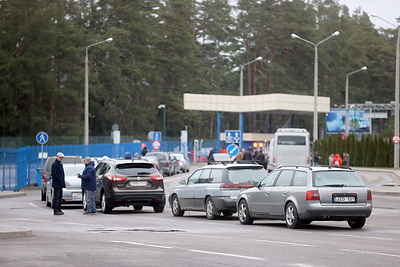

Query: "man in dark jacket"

xmin=51 ymin=152 xmax=65 ymax=215
xmin=78 ymin=157 xmax=97 ymax=215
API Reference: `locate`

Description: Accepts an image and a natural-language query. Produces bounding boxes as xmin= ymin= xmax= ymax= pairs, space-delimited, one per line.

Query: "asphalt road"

xmin=0 ymin=167 xmax=399 ymax=266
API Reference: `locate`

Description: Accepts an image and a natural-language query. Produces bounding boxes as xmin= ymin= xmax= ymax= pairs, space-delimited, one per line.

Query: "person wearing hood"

xmin=78 ymin=157 xmax=97 ymax=215
xmin=332 ymin=153 xmax=343 ymax=167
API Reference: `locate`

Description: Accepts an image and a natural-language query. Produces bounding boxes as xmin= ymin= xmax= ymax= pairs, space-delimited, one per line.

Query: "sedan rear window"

xmin=228 ymin=167 xmax=267 ymax=184
xmin=313 ymin=171 xmax=365 ymax=187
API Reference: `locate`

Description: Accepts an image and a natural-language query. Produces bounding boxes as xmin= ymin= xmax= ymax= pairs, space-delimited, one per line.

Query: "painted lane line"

xmin=253 ymin=239 xmax=316 ymax=247
xmin=189 ymin=249 xmax=264 ymax=261
xmin=29 ymin=203 xmax=37 ymax=208
xmin=341 ymin=249 xmax=400 ymax=258
xmin=110 ymin=241 xmax=172 ymax=249
xmin=178 ymin=233 xmax=231 ymax=239
xmin=330 ymin=233 xmax=395 ymax=241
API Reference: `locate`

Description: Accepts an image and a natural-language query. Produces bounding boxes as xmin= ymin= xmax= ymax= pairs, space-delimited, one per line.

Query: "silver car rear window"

xmin=313 ymin=171 xmax=365 ymax=187
xmin=228 ymin=167 xmax=267 ymax=184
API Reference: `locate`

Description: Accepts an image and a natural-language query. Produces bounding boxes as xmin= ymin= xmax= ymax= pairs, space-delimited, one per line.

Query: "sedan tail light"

xmin=106 ymin=175 xmax=127 ymax=182
xmin=367 ymin=190 xmax=372 ymax=201
xmin=150 ymin=175 xmax=163 ymax=181
xmin=306 ymin=190 xmax=320 ymax=200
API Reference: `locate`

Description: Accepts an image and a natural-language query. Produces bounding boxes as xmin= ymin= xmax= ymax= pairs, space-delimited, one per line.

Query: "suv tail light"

xmin=220 ymin=183 xmax=252 ymax=190
xmin=165 ymin=162 xmax=170 ymax=167
xmin=367 ymin=190 xmax=372 ymax=201
xmin=150 ymin=175 xmax=163 ymax=181
xmin=41 ymin=173 xmax=46 ymax=183
xmin=106 ymin=175 xmax=127 ymax=182
xmin=306 ymin=190 xmax=320 ymax=200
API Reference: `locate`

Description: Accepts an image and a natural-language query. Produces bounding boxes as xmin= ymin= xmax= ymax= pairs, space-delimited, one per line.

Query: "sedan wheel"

xmin=285 ymin=202 xmax=302 ymax=229
xmin=238 ymin=199 xmax=254 ymax=225
xmin=348 ymin=217 xmax=366 ymax=229
xmin=101 ymin=193 xmax=113 ymax=214
xmin=153 ymin=204 xmax=164 ymax=213
xmin=171 ymin=195 xmax=184 ymax=216
xmin=205 ymin=197 xmax=218 ymax=220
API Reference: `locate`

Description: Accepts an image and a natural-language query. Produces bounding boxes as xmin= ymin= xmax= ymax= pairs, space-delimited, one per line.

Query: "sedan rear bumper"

xmin=299 ymin=204 xmax=372 ymax=221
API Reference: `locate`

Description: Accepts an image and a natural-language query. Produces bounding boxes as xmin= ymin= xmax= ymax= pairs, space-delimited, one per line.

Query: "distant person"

xmin=342 ymin=152 xmax=349 ymax=167
xmin=124 ymin=152 xmax=132 ymax=159
xmin=141 ymin=144 xmax=149 ymax=156
xmin=236 ymin=148 xmax=245 ymax=161
xmin=208 ymin=148 xmax=215 ymax=164
xmin=333 ymin=153 xmax=343 ymax=167
xmin=51 ymin=152 xmax=65 ymax=216
xmin=314 ymin=151 xmax=321 ymax=166
xmin=243 ymin=147 xmax=253 ymax=160
xmin=328 ymin=154 xmax=334 ymax=167
xmin=78 ymin=157 xmax=97 ymax=215
xmin=255 ymin=148 xmax=265 ymax=165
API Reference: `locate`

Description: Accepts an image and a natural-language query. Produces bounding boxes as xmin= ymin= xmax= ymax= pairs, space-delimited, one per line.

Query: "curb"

xmin=0 ymin=191 xmax=26 ymax=199
xmin=0 ymin=227 xmax=33 ymax=239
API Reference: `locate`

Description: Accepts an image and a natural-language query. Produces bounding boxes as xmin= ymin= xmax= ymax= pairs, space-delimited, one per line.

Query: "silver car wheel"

xmin=205 ymin=197 xmax=216 ymax=220
xmin=238 ymin=202 xmax=247 ymax=222
xmin=286 ymin=205 xmax=295 ymax=226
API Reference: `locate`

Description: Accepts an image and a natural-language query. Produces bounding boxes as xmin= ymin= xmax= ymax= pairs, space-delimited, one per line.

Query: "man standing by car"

xmin=78 ymin=157 xmax=97 ymax=215
xmin=51 ymin=152 xmax=65 ymax=215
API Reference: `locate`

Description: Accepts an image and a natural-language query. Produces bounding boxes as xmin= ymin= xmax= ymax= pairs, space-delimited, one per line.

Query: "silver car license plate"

xmin=333 ymin=196 xmax=356 ymax=203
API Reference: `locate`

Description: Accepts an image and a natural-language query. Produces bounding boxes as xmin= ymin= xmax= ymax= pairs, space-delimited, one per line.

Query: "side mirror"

xmin=179 ymin=179 xmax=186 ymax=185
xmin=251 ymin=181 xmax=259 ymax=187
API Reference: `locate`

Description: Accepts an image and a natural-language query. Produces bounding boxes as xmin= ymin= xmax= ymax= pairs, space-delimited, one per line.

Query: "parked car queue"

xmin=41 ymin=154 xmax=372 ymax=229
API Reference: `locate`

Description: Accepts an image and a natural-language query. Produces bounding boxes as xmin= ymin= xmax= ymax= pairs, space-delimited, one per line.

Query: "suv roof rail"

xmin=326 ymin=165 xmax=353 ymax=170
xmin=232 ymin=160 xmax=259 ymax=165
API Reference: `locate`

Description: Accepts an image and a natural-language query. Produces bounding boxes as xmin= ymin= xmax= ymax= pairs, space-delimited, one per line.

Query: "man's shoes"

xmin=54 ymin=211 xmax=64 ymax=215
xmin=83 ymin=212 xmax=92 ymax=215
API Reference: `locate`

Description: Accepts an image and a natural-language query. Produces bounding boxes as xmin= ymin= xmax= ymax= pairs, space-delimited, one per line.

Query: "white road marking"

xmin=178 ymin=233 xmax=231 ymax=239
xmin=110 ymin=241 xmax=172 ymax=249
xmin=189 ymin=249 xmax=264 ymax=261
xmin=253 ymin=239 xmax=316 ymax=247
xmin=341 ymin=249 xmax=400 ymax=258
xmin=330 ymin=233 xmax=395 ymax=241
xmin=29 ymin=202 xmax=37 ymax=208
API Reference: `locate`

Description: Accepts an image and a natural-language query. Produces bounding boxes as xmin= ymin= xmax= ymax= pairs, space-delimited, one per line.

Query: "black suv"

xmin=95 ymin=158 xmax=165 ymax=214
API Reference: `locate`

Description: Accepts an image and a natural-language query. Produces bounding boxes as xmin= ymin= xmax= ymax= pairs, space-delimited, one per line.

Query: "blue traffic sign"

xmin=36 ymin=131 xmax=49 ymax=145
xmin=227 ymin=144 xmax=239 ymax=157
xmin=225 ymin=130 xmax=241 ymax=144
xmin=152 ymin=131 xmax=162 ymax=141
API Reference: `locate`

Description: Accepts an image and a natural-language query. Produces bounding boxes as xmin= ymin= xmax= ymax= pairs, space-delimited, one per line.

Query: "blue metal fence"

xmin=1 ymin=140 xmax=220 ymax=191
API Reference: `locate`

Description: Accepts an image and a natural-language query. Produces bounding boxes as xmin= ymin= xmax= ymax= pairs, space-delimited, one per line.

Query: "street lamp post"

xmin=291 ymin=31 xmax=340 ymax=142
xmin=84 ymin=37 xmax=113 ymax=145
xmin=158 ymin=104 xmax=167 ymax=139
xmin=371 ymin=13 xmax=400 ymax=168
xmin=239 ymin=56 xmax=262 ymax=148
xmin=345 ymin=66 xmax=367 ymax=136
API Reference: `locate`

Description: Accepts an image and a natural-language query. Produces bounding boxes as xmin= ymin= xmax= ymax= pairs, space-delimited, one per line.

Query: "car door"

xmin=192 ymin=168 xmax=212 ymax=209
xmin=94 ymin=162 xmax=107 ymax=202
xmin=267 ymin=170 xmax=295 ymax=217
xmin=250 ymin=170 xmax=280 ymax=216
xmin=176 ymin=169 xmax=203 ymax=209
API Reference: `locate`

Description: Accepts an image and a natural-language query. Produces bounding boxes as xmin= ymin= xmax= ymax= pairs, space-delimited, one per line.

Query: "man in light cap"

xmin=78 ymin=156 xmax=96 ymax=214
xmin=51 ymin=152 xmax=65 ymax=215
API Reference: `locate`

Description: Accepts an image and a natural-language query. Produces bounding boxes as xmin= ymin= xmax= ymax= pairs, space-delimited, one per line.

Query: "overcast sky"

xmin=338 ymin=0 xmax=399 ymax=28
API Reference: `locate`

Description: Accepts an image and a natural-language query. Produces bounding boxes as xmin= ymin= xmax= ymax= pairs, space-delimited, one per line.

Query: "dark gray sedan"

xmin=237 ymin=166 xmax=372 ymax=229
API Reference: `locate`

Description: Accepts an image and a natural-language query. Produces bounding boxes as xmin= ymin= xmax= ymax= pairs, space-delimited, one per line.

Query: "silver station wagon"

xmin=237 ymin=166 xmax=372 ymax=229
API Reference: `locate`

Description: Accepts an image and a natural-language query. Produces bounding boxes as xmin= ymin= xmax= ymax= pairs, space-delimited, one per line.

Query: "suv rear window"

xmin=116 ymin=163 xmax=157 ymax=175
xmin=228 ymin=166 xmax=266 ymax=184
xmin=313 ymin=171 xmax=365 ymax=187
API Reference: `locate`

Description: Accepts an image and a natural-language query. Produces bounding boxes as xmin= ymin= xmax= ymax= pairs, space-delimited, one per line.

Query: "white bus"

xmin=266 ymin=128 xmax=312 ymax=171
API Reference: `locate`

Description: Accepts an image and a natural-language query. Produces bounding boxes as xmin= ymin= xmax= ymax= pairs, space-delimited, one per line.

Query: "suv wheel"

xmin=171 ymin=195 xmax=184 ymax=216
xmin=348 ymin=217 xmax=366 ymax=229
xmin=153 ymin=204 xmax=164 ymax=213
xmin=101 ymin=192 xmax=113 ymax=214
xmin=285 ymin=202 xmax=302 ymax=229
xmin=238 ymin=199 xmax=254 ymax=225
xmin=205 ymin=197 xmax=218 ymax=220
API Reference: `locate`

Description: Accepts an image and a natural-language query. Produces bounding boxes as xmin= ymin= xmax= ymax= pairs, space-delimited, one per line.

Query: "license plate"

xmin=333 ymin=196 xmax=356 ymax=203
xmin=130 ymin=181 xmax=147 ymax=186
xmin=72 ymin=192 xmax=82 ymax=199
